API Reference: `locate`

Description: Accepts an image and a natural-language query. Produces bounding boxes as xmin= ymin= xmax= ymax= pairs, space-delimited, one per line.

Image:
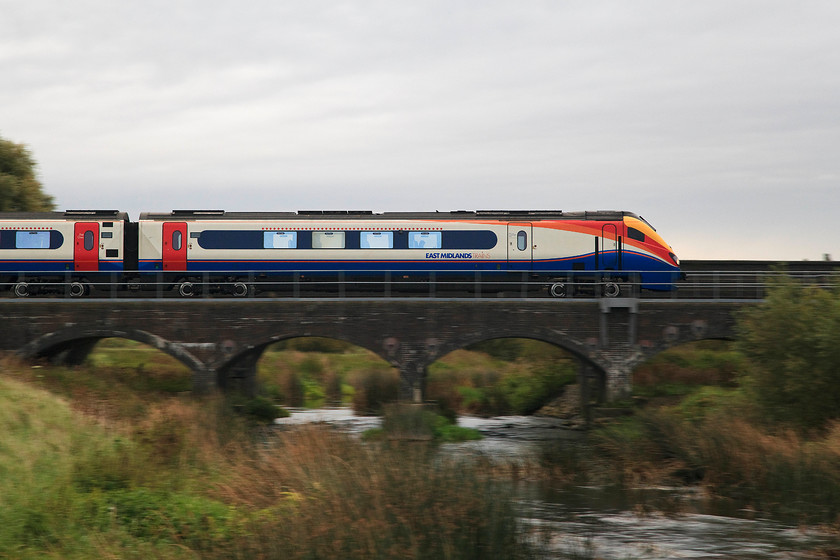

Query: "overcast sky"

xmin=2 ymin=1 xmax=838 ymax=260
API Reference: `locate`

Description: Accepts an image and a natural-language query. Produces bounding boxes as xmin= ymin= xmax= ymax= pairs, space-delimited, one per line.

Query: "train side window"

xmin=264 ymin=231 xmax=297 ymax=249
xmin=517 ymin=230 xmax=527 ymax=251
xmin=172 ymin=230 xmax=182 ymax=251
xmin=627 ymin=227 xmax=645 ymax=242
xmin=15 ymin=231 xmax=51 ymax=249
xmin=441 ymin=230 xmax=497 ymax=249
xmin=312 ymin=231 xmax=345 ymax=249
xmin=408 ymin=231 xmax=441 ymax=249
xmin=360 ymin=231 xmax=393 ymax=249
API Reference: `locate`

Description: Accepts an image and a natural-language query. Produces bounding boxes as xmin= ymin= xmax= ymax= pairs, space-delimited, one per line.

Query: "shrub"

xmin=736 ymin=276 xmax=840 ymax=429
xmin=281 ymin=372 xmax=305 ymax=407
xmin=350 ymin=369 xmax=400 ymax=415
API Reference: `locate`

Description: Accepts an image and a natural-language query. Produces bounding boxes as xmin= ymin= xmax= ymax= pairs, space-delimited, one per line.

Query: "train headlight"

xmin=669 ymin=252 xmax=680 ymax=266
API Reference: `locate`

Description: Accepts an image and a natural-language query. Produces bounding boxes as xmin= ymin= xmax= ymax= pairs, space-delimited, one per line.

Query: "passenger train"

xmin=0 ymin=209 xmax=681 ymax=297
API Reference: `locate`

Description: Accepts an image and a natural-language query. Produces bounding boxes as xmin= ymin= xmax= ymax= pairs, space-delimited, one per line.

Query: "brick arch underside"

xmin=433 ymin=327 xmax=604 ymax=372
xmin=17 ymin=327 xmax=206 ymax=374
xmin=214 ymin=326 xmax=608 ymax=396
xmin=214 ymin=332 xmax=398 ymax=392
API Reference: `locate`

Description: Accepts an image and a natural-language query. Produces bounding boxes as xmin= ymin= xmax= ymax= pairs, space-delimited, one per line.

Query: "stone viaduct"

xmin=0 ymin=297 xmax=752 ymax=403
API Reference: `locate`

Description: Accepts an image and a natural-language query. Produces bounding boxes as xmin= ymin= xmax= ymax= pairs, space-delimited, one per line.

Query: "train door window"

xmin=312 ymin=231 xmax=345 ymax=249
xmin=408 ymin=231 xmax=441 ymax=249
xmin=264 ymin=231 xmax=297 ymax=249
xmin=84 ymin=231 xmax=95 ymax=251
xmin=172 ymin=230 xmax=182 ymax=251
xmin=16 ymin=231 xmax=51 ymax=249
xmin=360 ymin=231 xmax=393 ymax=249
xmin=516 ymin=230 xmax=527 ymax=251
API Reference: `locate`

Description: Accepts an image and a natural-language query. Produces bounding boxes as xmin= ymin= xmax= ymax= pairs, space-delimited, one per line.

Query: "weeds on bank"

xmin=588 ymin=405 xmax=840 ymax=523
xmin=362 ymin=403 xmax=483 ymax=443
xmin=0 ymin=365 xmax=548 ymax=559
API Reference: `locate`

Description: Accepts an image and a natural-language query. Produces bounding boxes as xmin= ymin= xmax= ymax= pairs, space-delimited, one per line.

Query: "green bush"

xmin=351 ymin=369 xmax=400 ymax=415
xmin=374 ymin=404 xmax=482 ymax=443
xmin=633 ymin=341 xmax=746 ymax=397
xmin=281 ymin=372 xmax=305 ymax=407
xmin=737 ymin=276 xmax=840 ymax=429
xmin=101 ymin=488 xmax=238 ymax=548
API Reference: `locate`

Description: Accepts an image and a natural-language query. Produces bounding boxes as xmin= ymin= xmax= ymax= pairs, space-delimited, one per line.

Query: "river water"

xmin=275 ymin=408 xmax=840 ymax=559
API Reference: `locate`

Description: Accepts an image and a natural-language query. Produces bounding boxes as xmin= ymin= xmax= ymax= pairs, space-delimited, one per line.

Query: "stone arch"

xmin=214 ymin=333 xmax=397 ymax=396
xmin=17 ymin=327 xmax=208 ymax=383
xmin=436 ymin=329 xmax=594 ymax=367
xmin=427 ymin=331 xmax=609 ymax=412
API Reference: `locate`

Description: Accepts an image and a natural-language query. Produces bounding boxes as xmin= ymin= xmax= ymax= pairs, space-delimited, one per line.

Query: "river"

xmin=276 ymin=408 xmax=840 ymax=559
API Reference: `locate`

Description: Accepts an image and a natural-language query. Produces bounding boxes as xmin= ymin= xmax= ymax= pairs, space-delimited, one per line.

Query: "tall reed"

xmin=213 ymin=425 xmax=539 ymax=559
xmin=0 ymin=368 xmax=548 ymax=559
xmin=593 ymin=408 xmax=840 ymax=521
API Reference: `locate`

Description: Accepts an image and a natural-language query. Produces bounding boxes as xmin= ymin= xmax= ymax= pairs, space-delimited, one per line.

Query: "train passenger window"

xmin=408 ymin=232 xmax=441 ymax=249
xmin=172 ymin=230 xmax=182 ymax=251
xmin=312 ymin=231 xmax=345 ymax=249
xmin=627 ymin=227 xmax=645 ymax=242
xmin=441 ymin=230 xmax=497 ymax=249
xmin=195 ymin=230 xmax=264 ymax=249
xmin=264 ymin=231 xmax=297 ymax=249
xmin=360 ymin=231 xmax=393 ymax=249
xmin=101 ymin=232 xmax=113 ymax=239
xmin=517 ymin=230 xmax=527 ymax=251
xmin=15 ymin=231 xmax=51 ymax=249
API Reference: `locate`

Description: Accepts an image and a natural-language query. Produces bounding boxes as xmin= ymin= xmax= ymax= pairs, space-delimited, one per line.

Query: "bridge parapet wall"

xmin=0 ymin=299 xmax=751 ymax=401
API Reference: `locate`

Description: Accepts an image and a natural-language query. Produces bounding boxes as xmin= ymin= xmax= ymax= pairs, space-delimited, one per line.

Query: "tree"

xmin=0 ymin=135 xmax=55 ymax=211
xmin=736 ymin=275 xmax=840 ymax=429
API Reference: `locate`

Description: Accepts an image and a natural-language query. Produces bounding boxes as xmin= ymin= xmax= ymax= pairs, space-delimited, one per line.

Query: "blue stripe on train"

xmin=137 ymin=255 xmax=680 ymax=290
xmin=0 ymin=261 xmax=125 ymax=272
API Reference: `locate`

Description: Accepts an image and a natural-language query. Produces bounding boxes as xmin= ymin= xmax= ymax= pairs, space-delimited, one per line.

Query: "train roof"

xmin=0 ymin=210 xmax=129 ymax=220
xmin=138 ymin=209 xmax=643 ymax=222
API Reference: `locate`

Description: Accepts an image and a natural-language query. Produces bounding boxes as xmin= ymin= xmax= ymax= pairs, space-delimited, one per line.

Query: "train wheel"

xmin=232 ymin=282 xmax=250 ymax=297
xmin=550 ymin=282 xmax=566 ymax=298
xmin=13 ymin=282 xmax=29 ymax=297
xmin=69 ymin=282 xmax=87 ymax=297
xmin=603 ymin=282 xmax=620 ymax=298
xmin=178 ymin=282 xmax=195 ymax=297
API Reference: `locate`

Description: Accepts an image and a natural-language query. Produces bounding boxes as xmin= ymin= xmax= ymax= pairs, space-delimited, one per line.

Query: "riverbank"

xmin=0 ymin=368 xmax=551 ymax=559
xmin=5 ymin=317 xmax=840 ymax=558
xmin=5 ymin=353 xmax=840 ymax=558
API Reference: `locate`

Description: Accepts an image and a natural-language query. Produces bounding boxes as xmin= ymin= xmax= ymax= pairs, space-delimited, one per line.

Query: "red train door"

xmin=74 ymin=222 xmax=99 ymax=271
xmin=162 ymin=222 xmax=187 ymax=271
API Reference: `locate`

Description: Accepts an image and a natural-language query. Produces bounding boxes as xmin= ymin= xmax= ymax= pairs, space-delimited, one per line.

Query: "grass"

xmin=363 ymin=403 xmax=483 ymax=442
xmin=631 ymin=340 xmax=744 ymax=399
xmin=255 ymin=337 xmax=578 ymax=417
xmin=427 ymin=342 xmax=578 ymax=416
xmin=0 ymin=354 xmax=551 ymax=559
xmin=7 ymin=333 xmax=840 ymax=555
xmin=590 ymin=408 xmax=840 ymax=522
